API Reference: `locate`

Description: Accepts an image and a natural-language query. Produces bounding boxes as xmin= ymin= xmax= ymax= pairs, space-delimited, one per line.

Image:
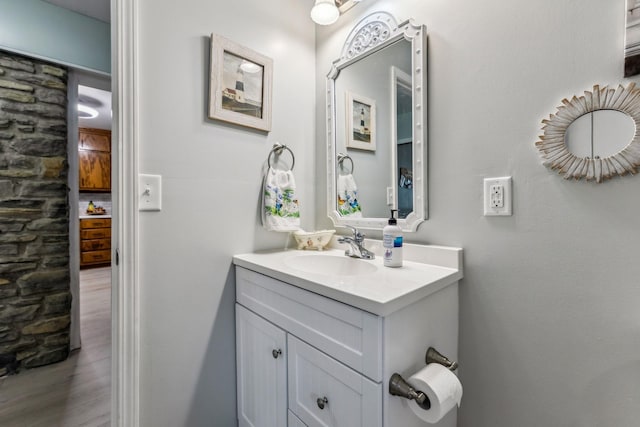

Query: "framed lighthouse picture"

xmin=346 ymin=91 xmax=376 ymax=151
xmin=209 ymin=33 xmax=273 ymax=131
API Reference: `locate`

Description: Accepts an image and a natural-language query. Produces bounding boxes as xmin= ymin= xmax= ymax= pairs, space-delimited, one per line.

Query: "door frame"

xmin=111 ymin=0 xmax=140 ymax=425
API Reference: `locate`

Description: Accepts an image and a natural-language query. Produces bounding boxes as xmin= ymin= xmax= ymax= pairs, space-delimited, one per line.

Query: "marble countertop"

xmin=79 ymin=214 xmax=112 ymax=219
xmin=233 ymin=244 xmax=463 ymax=316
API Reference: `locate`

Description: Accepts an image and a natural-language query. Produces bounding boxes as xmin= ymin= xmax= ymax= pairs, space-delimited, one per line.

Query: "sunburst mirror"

xmin=536 ymin=83 xmax=640 ymax=183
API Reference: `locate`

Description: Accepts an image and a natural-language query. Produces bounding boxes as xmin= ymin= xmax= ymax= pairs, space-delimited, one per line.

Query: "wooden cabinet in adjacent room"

xmin=80 ymin=217 xmax=111 ymax=268
xmin=79 ymin=128 xmax=111 ymax=192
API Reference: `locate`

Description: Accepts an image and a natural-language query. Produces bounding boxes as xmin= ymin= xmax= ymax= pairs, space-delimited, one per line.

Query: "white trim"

xmin=111 ymin=0 xmax=140 ymax=426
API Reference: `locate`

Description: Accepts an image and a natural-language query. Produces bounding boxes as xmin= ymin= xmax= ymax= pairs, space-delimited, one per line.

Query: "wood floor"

xmin=0 ymin=267 xmax=112 ymax=427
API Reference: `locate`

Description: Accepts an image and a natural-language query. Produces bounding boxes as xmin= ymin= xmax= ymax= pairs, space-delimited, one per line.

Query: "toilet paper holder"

xmin=425 ymin=347 xmax=458 ymax=371
xmin=388 ymin=347 xmax=458 ymax=409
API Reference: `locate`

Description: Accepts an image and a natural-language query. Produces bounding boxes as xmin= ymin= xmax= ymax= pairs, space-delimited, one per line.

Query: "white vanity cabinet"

xmin=235 ymin=267 xmax=383 ymax=427
xmin=234 ymin=248 xmax=461 ymax=427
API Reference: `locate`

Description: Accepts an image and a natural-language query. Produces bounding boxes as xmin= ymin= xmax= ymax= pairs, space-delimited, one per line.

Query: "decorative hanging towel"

xmin=262 ymin=167 xmax=301 ymax=231
xmin=337 ymin=174 xmax=362 ymax=217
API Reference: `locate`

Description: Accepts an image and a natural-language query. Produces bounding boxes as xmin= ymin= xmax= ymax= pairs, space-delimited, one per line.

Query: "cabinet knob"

xmin=272 ymin=349 xmax=282 ymax=359
xmin=316 ymin=396 xmax=328 ymax=410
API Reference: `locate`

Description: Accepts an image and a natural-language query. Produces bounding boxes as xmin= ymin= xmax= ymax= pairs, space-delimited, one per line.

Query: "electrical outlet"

xmin=386 ymin=186 xmax=394 ymax=205
xmin=490 ymin=184 xmax=504 ymax=208
xmin=484 ymin=177 xmax=512 ymax=216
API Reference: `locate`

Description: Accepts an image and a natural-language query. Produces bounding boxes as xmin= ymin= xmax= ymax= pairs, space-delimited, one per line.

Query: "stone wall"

xmin=0 ymin=50 xmax=70 ymax=376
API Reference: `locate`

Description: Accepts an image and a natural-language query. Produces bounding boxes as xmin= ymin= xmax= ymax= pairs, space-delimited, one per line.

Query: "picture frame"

xmin=209 ymin=33 xmax=273 ymax=131
xmin=626 ymin=0 xmax=640 ymax=77
xmin=346 ymin=91 xmax=376 ymax=151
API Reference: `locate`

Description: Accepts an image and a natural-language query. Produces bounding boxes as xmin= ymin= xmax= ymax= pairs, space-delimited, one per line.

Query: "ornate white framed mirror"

xmin=326 ymin=11 xmax=427 ymax=231
xmin=536 ymin=83 xmax=640 ymax=183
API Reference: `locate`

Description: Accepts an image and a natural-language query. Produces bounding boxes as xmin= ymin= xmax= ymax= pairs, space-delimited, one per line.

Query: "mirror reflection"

xmin=393 ymin=67 xmax=413 ymax=218
xmin=565 ymin=110 xmax=635 ymax=158
xmin=334 ymin=39 xmax=412 ymax=219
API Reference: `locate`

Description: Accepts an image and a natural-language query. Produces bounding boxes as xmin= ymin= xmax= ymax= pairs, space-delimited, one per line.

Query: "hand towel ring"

xmin=337 ymin=153 xmax=354 ymax=174
xmin=268 ymin=143 xmax=295 ymax=171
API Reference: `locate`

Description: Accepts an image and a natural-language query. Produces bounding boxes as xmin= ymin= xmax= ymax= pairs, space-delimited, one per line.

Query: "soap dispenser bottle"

xmin=383 ymin=209 xmax=403 ymax=267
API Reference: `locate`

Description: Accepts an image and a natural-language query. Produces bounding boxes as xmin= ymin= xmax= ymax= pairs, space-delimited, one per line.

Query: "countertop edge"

xmin=233 ymin=252 xmax=462 ymax=316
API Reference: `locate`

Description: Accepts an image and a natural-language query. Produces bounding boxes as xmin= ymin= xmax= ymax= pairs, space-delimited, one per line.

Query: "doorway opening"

xmin=0 ymin=60 xmax=114 ymax=426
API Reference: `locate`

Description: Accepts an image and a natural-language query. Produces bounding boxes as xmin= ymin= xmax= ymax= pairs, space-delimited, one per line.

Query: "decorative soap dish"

xmin=293 ymin=230 xmax=335 ymax=251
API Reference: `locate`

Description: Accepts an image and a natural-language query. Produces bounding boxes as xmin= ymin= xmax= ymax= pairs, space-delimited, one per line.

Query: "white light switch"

xmin=386 ymin=186 xmax=394 ymax=205
xmin=139 ymin=174 xmax=162 ymax=211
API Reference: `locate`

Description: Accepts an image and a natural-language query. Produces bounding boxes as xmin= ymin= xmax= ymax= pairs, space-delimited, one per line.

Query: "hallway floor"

xmin=0 ymin=267 xmax=111 ymax=427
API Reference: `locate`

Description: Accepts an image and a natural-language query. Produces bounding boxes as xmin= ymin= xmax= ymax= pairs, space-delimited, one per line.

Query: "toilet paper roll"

xmin=407 ymin=363 xmax=463 ymax=424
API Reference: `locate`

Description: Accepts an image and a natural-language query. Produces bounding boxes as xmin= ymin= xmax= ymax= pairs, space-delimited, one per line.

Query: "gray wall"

xmin=136 ymin=0 xmax=315 ymax=425
xmin=316 ymin=1 xmax=640 ymax=426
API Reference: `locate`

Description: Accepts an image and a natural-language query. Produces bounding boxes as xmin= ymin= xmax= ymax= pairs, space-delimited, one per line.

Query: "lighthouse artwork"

xmin=346 ymin=91 xmax=376 ymax=151
xmin=221 ymin=51 xmax=263 ymax=118
xmin=209 ymin=33 xmax=273 ymax=131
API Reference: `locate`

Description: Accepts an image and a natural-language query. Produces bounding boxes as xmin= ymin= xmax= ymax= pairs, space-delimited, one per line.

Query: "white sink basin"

xmin=285 ymin=254 xmax=377 ymax=276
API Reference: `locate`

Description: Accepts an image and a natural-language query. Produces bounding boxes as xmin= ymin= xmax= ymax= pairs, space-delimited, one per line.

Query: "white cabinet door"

xmin=288 ymin=336 xmax=382 ymax=427
xmin=236 ymin=304 xmax=287 ymax=427
xmin=289 ymin=410 xmax=308 ymax=427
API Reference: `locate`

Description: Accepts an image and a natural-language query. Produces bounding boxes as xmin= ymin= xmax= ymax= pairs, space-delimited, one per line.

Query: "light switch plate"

xmin=139 ymin=174 xmax=162 ymax=211
xmin=484 ymin=176 xmax=512 ymax=216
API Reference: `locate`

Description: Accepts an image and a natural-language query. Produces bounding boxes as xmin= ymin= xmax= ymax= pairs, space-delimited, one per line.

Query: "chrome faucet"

xmin=337 ymin=226 xmax=375 ymax=260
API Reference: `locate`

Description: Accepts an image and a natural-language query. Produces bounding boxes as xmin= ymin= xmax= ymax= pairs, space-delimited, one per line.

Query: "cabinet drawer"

xmin=81 ymin=250 xmax=111 ymax=264
xmin=236 ymin=267 xmax=382 ymax=381
xmin=288 ymin=336 xmax=381 ymax=427
xmin=81 ymin=238 xmax=111 ymax=251
xmin=80 ymin=218 xmax=111 ymax=229
xmin=81 ymin=228 xmax=111 ymax=240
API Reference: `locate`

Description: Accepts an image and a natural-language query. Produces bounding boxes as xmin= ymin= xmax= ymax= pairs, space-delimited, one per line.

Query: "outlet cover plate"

xmin=484 ymin=176 xmax=512 ymax=216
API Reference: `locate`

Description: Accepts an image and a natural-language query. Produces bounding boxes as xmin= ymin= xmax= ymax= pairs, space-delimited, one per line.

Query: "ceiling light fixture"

xmin=78 ymin=104 xmax=99 ymax=119
xmin=311 ymin=0 xmax=340 ymax=25
xmin=240 ymin=61 xmax=262 ymax=73
xmin=310 ymin=0 xmax=364 ymax=26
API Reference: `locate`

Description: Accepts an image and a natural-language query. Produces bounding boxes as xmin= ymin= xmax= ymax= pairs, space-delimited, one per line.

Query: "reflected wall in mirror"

xmin=536 ymin=83 xmax=640 ymax=183
xmin=565 ymin=110 xmax=635 ymax=158
xmin=326 ymin=11 xmax=427 ymax=231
